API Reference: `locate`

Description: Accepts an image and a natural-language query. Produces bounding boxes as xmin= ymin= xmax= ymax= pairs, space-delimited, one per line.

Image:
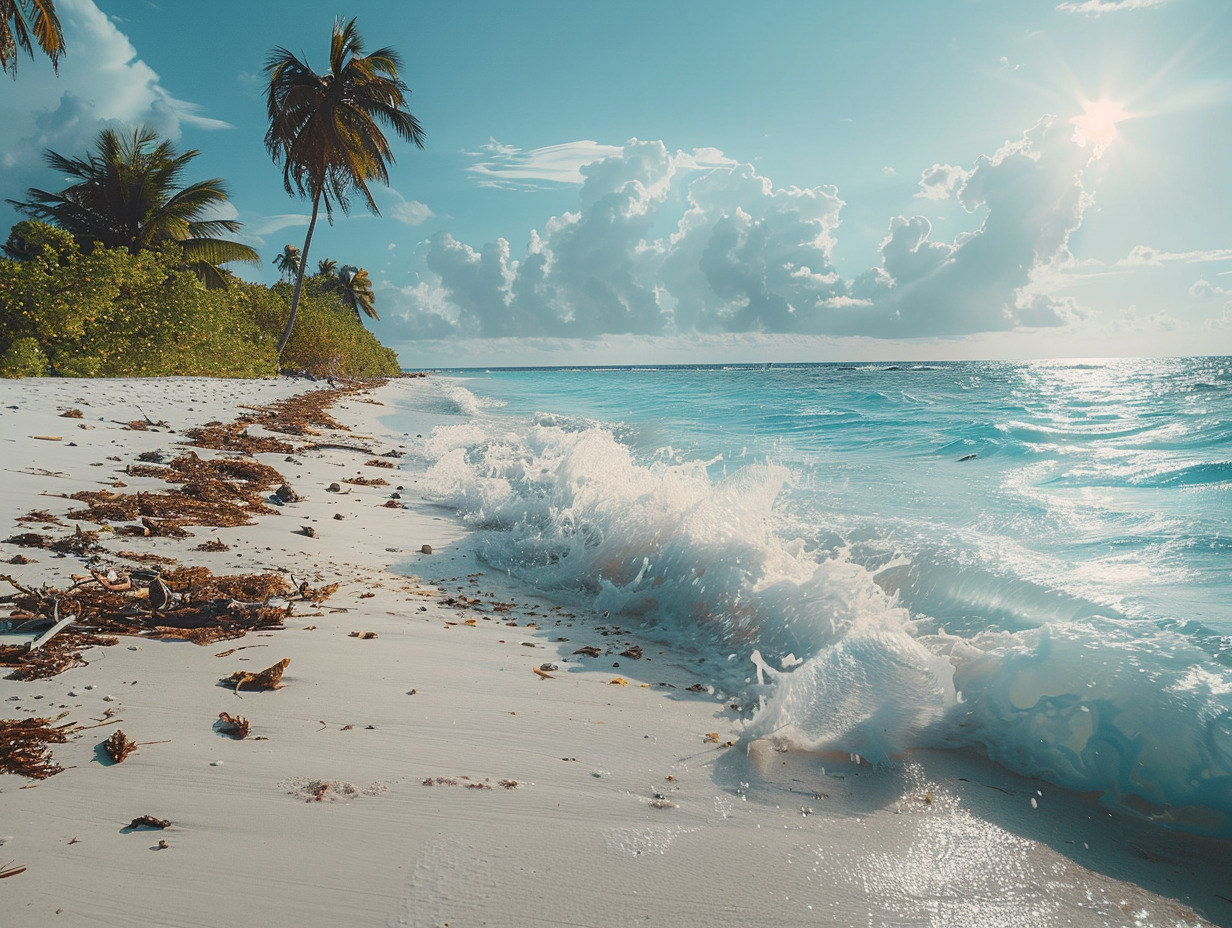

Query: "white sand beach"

xmin=1 ymin=376 xmax=1228 ymax=928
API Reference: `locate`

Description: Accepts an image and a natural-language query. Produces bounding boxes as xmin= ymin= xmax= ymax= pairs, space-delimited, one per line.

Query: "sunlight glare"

xmin=1070 ymin=99 xmax=1128 ymax=155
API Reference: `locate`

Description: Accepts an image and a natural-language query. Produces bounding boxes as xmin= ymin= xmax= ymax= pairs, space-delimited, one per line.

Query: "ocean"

xmin=390 ymin=357 xmax=1232 ymax=837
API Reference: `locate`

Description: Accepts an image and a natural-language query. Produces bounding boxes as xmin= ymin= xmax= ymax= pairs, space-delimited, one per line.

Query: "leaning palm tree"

xmin=10 ymin=126 xmax=260 ymax=287
xmin=336 ymin=265 xmax=377 ymax=322
xmin=315 ymin=257 xmax=337 ymax=278
xmin=274 ymin=244 xmax=301 ymax=282
xmin=2 ymin=0 xmax=64 ymax=77
xmin=264 ymin=17 xmax=423 ymax=355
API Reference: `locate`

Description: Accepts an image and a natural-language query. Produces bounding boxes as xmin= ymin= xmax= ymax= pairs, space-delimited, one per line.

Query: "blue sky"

xmin=2 ymin=0 xmax=1230 ymax=366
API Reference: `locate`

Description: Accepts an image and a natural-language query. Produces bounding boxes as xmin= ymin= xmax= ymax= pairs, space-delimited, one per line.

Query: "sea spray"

xmin=401 ymin=361 xmax=1232 ymax=835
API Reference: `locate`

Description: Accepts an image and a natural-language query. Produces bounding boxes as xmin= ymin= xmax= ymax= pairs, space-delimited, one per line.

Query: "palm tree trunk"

xmin=275 ymin=191 xmax=321 ymax=357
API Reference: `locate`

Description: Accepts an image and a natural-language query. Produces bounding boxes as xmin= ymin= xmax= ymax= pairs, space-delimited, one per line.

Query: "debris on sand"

xmin=216 ymin=712 xmax=250 ymax=739
xmin=223 ymin=658 xmax=290 ymax=694
xmin=0 ymin=716 xmax=72 ymax=779
xmin=126 ymin=815 xmax=170 ymax=830
xmin=103 ymin=730 xmax=138 ymax=763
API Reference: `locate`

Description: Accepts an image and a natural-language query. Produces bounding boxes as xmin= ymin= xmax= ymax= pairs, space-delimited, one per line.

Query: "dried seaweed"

xmin=343 ymin=476 xmax=388 ymax=487
xmin=193 ymin=539 xmax=229 ymax=552
xmin=216 ymin=712 xmax=250 ymax=739
xmin=15 ymin=510 xmax=63 ymax=525
xmin=103 ymin=729 xmax=137 ymax=762
xmin=223 ymin=657 xmax=290 ymax=693
xmin=363 ymin=458 xmax=395 ymax=469
xmin=0 ymin=625 xmax=117 ymax=681
xmin=2 ymin=384 xmax=380 ymax=682
xmin=126 ymin=815 xmax=170 ymax=829
xmin=0 ymin=569 xmax=294 ymax=675
xmin=5 ymin=532 xmax=53 ymax=548
xmin=1 ymin=717 xmax=71 ymax=779
xmin=297 ymin=580 xmax=338 ymax=603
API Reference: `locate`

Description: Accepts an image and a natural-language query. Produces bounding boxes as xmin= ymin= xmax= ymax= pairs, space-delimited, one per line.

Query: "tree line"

xmin=1 ymin=7 xmax=422 ymax=377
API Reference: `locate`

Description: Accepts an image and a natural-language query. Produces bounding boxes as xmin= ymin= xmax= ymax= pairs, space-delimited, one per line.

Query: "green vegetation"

xmin=0 ymin=221 xmax=401 ymax=378
xmin=9 ymin=126 xmax=260 ymax=289
xmin=0 ymin=16 xmax=418 ymax=380
xmin=264 ymin=17 xmax=424 ymax=355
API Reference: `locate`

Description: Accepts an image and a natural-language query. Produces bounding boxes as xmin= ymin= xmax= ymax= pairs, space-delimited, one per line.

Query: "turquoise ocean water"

xmin=392 ymin=358 xmax=1232 ymax=836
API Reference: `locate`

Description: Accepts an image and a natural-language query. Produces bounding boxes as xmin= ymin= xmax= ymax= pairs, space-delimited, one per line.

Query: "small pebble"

xmin=68 ymin=690 xmax=79 ymax=697
xmin=591 ymin=769 xmax=610 ymax=778
xmin=128 ymin=645 xmax=141 ymax=651
xmin=83 ymin=684 xmax=96 ymax=690
xmin=102 ymin=695 xmax=116 ymax=702
xmin=210 ymin=760 xmax=224 ymax=767
xmin=0 ymin=836 xmax=12 ymax=845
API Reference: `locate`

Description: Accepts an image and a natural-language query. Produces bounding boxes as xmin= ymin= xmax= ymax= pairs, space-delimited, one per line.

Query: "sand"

xmin=1 ymin=375 xmax=1229 ymax=928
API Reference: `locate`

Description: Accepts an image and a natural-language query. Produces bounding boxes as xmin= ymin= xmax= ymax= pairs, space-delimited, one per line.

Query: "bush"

xmin=0 ymin=336 xmax=50 ymax=377
xmin=0 ymin=222 xmax=400 ymax=379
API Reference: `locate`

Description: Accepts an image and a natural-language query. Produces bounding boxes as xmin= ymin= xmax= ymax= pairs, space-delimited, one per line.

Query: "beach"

xmin=2 ymin=373 xmax=1229 ymax=928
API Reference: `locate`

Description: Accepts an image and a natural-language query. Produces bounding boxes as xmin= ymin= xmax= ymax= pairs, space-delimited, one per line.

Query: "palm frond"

xmin=2 ymin=0 xmax=64 ymax=76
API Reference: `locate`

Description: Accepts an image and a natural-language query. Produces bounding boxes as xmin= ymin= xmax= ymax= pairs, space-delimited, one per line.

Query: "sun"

xmin=1070 ymin=99 xmax=1129 ymax=155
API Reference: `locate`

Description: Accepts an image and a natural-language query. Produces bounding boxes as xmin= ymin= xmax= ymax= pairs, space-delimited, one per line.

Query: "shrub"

xmin=0 ymin=222 xmax=399 ymax=379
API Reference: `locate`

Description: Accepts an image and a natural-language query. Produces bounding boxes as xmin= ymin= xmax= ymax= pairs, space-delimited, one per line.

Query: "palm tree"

xmin=9 ymin=126 xmax=260 ymax=287
xmin=2 ymin=0 xmax=64 ymax=77
xmin=315 ymin=257 xmax=337 ymax=278
xmin=336 ymin=265 xmax=377 ymax=321
xmin=264 ymin=17 xmax=423 ymax=355
xmin=274 ymin=244 xmax=301 ymax=282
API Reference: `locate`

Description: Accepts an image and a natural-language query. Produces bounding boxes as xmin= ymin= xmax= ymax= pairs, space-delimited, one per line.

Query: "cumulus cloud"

xmin=1114 ymin=306 xmax=1181 ymax=332
xmin=1056 ymin=0 xmax=1169 ymax=14
xmin=915 ymin=163 xmax=972 ymax=200
xmin=1190 ymin=279 xmax=1232 ymax=299
xmin=382 ymin=118 xmax=1104 ymax=344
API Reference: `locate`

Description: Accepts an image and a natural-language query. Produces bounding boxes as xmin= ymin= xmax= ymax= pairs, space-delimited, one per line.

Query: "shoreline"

xmin=1 ymin=375 xmax=1229 ymax=928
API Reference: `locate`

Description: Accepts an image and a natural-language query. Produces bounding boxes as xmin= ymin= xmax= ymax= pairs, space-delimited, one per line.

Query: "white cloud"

xmin=380 ymin=118 xmax=1107 ymax=346
xmin=1056 ymin=0 xmax=1170 ymax=14
xmin=390 ymin=200 xmax=435 ymax=226
xmin=0 ymin=0 xmax=232 ymax=229
xmin=915 ymin=163 xmax=972 ymax=201
xmin=1114 ymin=306 xmax=1181 ymax=332
xmin=1118 ymin=246 xmax=1232 ymax=267
xmin=464 ymin=138 xmax=626 ymax=188
xmin=249 ymin=214 xmax=311 ymax=236
xmin=14 ymin=0 xmax=230 ymax=134
xmin=1190 ymin=279 xmax=1232 ymax=299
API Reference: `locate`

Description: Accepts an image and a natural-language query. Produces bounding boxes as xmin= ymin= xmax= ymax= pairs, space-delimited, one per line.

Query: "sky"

xmin=1 ymin=0 xmax=1230 ymax=367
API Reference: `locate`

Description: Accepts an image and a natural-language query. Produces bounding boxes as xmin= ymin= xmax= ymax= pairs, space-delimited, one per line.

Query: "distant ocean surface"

xmin=391 ymin=358 xmax=1232 ymax=836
